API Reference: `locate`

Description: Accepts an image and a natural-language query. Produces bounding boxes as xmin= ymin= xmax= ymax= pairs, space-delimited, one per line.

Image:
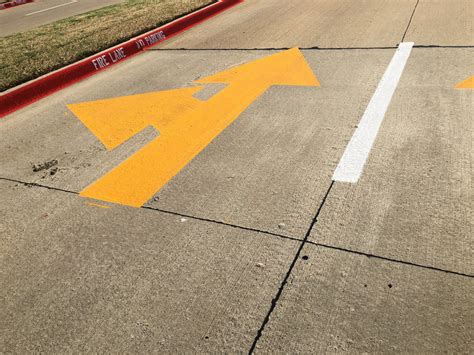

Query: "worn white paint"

xmin=333 ymin=42 xmax=414 ymax=183
xmin=26 ymin=0 xmax=78 ymax=16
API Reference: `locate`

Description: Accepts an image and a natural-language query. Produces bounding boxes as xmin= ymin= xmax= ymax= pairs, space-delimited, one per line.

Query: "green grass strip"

xmin=0 ymin=0 xmax=215 ymax=91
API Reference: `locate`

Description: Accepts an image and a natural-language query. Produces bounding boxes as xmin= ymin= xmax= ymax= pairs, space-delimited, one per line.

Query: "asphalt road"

xmin=0 ymin=0 xmax=123 ymax=36
xmin=1 ymin=0 xmax=473 ymax=352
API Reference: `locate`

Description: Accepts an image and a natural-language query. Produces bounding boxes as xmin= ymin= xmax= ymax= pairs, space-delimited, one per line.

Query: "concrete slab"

xmin=0 ymin=179 xmax=298 ymax=352
xmin=160 ymin=0 xmax=417 ymax=49
xmin=404 ymin=0 xmax=474 ymax=46
xmin=255 ymin=244 xmax=473 ymax=353
xmin=0 ymin=49 xmax=394 ymax=238
xmin=310 ymin=48 xmax=474 ymax=275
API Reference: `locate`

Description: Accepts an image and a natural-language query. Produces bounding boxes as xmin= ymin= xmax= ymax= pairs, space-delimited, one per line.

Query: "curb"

xmin=0 ymin=0 xmax=33 ymax=10
xmin=0 ymin=0 xmax=243 ymax=118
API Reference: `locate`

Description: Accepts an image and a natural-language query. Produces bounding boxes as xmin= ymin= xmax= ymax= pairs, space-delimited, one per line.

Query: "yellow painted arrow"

xmin=68 ymin=48 xmax=319 ymax=207
xmin=455 ymin=75 xmax=474 ymax=89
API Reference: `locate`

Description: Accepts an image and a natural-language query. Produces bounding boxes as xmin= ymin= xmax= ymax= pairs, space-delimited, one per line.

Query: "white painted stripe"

xmin=332 ymin=42 xmax=414 ymax=183
xmin=25 ymin=0 xmax=77 ymax=16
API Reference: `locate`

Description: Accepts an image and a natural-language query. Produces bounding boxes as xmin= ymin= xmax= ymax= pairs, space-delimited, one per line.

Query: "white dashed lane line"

xmin=25 ymin=0 xmax=78 ymax=16
xmin=333 ymin=42 xmax=414 ymax=183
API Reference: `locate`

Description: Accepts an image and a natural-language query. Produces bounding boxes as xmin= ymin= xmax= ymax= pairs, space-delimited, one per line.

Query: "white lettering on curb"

xmin=135 ymin=31 xmax=166 ymax=49
xmin=92 ymin=48 xmax=126 ymax=70
xmin=108 ymin=47 xmax=126 ymax=63
xmin=135 ymin=39 xmax=146 ymax=50
xmin=92 ymin=55 xmax=110 ymax=70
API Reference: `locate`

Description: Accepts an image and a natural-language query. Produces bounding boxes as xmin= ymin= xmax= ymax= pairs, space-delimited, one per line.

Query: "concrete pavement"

xmin=160 ymin=0 xmax=419 ymax=49
xmin=255 ymin=245 xmax=473 ymax=353
xmin=0 ymin=0 xmax=123 ymax=36
xmin=404 ymin=0 xmax=473 ymax=46
xmin=311 ymin=48 xmax=473 ymax=275
xmin=159 ymin=0 xmax=473 ymax=48
xmin=1 ymin=0 xmax=473 ymax=352
xmin=1 ymin=179 xmax=299 ymax=352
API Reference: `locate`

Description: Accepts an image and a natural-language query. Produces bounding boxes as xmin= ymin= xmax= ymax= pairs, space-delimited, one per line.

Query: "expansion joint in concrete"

xmin=0 ymin=177 xmax=474 ymax=278
xmin=142 ymin=205 xmax=301 ymax=243
xmin=0 ymin=176 xmax=79 ymax=195
xmin=1 ymin=176 xmax=471 ymax=281
xmin=402 ymin=0 xmax=420 ymax=42
xmin=308 ymin=241 xmax=474 ymax=279
xmin=248 ymin=180 xmax=336 ymax=354
xmin=150 ymin=45 xmax=474 ymax=52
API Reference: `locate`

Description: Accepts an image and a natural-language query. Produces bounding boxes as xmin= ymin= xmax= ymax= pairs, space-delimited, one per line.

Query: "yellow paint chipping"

xmin=455 ymin=75 xmax=474 ymax=89
xmin=87 ymin=203 xmax=112 ymax=209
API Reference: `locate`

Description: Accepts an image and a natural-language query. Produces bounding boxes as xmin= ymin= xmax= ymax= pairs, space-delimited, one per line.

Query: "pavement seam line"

xmin=149 ymin=45 xmax=474 ymax=51
xmin=248 ymin=181 xmax=335 ymax=354
xmin=401 ymin=0 xmax=420 ymax=42
xmin=0 ymin=176 xmax=299 ymax=243
xmin=142 ymin=205 xmax=301 ymax=243
xmin=149 ymin=46 xmax=399 ymax=51
xmin=0 ymin=177 xmax=79 ymax=195
xmin=412 ymin=45 xmax=474 ymax=48
xmin=307 ymin=241 xmax=474 ymax=279
xmin=2 ymin=176 xmax=472 ymax=279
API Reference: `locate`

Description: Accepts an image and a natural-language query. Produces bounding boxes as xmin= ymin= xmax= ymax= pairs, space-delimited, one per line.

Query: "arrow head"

xmin=195 ymin=48 xmax=320 ymax=87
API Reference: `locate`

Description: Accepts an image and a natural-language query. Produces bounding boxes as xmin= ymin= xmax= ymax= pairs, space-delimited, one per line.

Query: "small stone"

xmin=32 ymin=159 xmax=58 ymax=172
xmin=256 ymin=262 xmax=264 ymax=268
xmin=180 ymin=217 xmax=187 ymax=222
xmin=278 ymin=223 xmax=286 ymax=229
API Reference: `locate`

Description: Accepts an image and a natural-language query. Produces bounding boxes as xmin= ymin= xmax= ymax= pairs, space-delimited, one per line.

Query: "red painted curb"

xmin=0 ymin=0 xmax=243 ymax=118
xmin=0 ymin=0 xmax=34 ymax=10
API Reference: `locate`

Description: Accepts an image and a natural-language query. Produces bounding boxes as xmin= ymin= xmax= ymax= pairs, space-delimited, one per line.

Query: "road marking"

xmin=87 ymin=203 xmax=111 ymax=209
xmin=68 ymin=48 xmax=320 ymax=207
xmin=25 ymin=0 xmax=77 ymax=16
xmin=332 ymin=42 xmax=414 ymax=183
xmin=456 ymin=75 xmax=474 ymax=89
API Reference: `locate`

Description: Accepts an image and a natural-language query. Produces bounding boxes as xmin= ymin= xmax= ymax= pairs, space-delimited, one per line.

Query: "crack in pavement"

xmin=402 ymin=0 xmax=421 ymax=42
xmin=142 ymin=205 xmax=301 ymax=243
xmin=148 ymin=46 xmax=399 ymax=51
xmin=2 ymin=174 xmax=472 ymax=353
xmin=148 ymin=45 xmax=474 ymax=51
xmin=1 ymin=176 xmax=471 ymax=279
xmin=248 ymin=180 xmax=335 ymax=354
xmin=308 ymin=241 xmax=473 ymax=279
